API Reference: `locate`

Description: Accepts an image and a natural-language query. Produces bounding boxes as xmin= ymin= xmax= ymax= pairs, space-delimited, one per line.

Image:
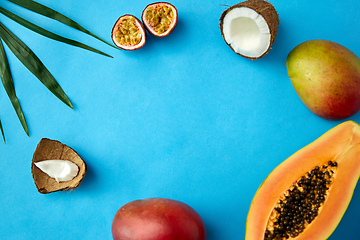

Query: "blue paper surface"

xmin=1 ymin=0 xmax=360 ymax=239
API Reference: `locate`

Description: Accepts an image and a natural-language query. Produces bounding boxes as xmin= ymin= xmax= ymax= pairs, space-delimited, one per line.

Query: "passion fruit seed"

xmin=144 ymin=5 xmax=174 ymax=34
xmin=114 ymin=17 xmax=142 ymax=46
xmin=264 ymin=161 xmax=338 ymax=240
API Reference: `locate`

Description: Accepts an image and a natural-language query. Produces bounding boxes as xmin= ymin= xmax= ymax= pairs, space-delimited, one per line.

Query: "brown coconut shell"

xmin=31 ymin=138 xmax=86 ymax=194
xmin=219 ymin=0 xmax=279 ymax=59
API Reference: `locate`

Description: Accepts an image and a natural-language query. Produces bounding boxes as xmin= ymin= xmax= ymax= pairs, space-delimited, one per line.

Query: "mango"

xmin=286 ymin=40 xmax=360 ymax=120
xmin=111 ymin=198 xmax=206 ymax=240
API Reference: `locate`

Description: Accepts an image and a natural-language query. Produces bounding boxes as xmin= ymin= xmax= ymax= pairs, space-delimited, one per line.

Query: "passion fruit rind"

xmin=219 ymin=0 xmax=279 ymax=59
xmin=142 ymin=2 xmax=178 ymax=37
xmin=111 ymin=14 xmax=146 ymax=50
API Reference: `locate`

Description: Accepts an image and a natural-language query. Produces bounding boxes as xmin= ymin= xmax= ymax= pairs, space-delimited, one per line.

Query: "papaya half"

xmin=245 ymin=120 xmax=360 ymax=240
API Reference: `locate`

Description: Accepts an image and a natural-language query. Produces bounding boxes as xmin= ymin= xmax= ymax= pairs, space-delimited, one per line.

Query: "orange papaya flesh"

xmin=245 ymin=121 xmax=360 ymax=240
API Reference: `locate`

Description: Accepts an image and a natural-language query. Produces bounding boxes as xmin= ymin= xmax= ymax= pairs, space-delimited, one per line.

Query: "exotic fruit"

xmin=219 ymin=0 xmax=279 ymax=59
xmin=111 ymin=198 xmax=206 ymax=240
xmin=111 ymin=15 xmax=146 ymax=50
xmin=142 ymin=2 xmax=178 ymax=37
xmin=245 ymin=121 xmax=360 ymax=240
xmin=286 ymin=39 xmax=360 ymax=120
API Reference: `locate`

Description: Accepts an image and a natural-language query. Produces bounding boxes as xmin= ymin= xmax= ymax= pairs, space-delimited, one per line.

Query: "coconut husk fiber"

xmin=31 ymin=138 xmax=86 ymax=194
xmin=220 ymin=0 xmax=279 ymax=59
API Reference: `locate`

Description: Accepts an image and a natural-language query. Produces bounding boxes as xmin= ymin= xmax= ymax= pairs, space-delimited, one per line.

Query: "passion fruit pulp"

xmin=142 ymin=2 xmax=178 ymax=37
xmin=111 ymin=15 xmax=146 ymax=50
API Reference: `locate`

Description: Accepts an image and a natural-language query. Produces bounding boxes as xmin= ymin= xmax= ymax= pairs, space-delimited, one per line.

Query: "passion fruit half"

xmin=111 ymin=14 xmax=146 ymax=50
xmin=142 ymin=2 xmax=178 ymax=37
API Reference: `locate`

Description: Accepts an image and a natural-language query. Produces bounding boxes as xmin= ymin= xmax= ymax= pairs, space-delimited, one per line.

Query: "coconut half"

xmin=220 ymin=0 xmax=279 ymax=59
xmin=31 ymin=138 xmax=87 ymax=194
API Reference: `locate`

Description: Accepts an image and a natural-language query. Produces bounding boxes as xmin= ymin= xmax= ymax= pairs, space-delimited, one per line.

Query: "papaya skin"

xmin=245 ymin=121 xmax=360 ymax=240
xmin=286 ymin=40 xmax=360 ymax=120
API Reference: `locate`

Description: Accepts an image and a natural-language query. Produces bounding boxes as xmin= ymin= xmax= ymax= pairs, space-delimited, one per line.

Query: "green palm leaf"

xmin=0 ymin=1 xmax=115 ymax=140
xmin=0 ymin=39 xmax=28 ymax=136
xmin=0 ymin=22 xmax=73 ymax=109
xmin=0 ymin=6 xmax=112 ymax=58
xmin=8 ymin=0 xmax=116 ymax=49
xmin=0 ymin=120 xmax=5 ymax=143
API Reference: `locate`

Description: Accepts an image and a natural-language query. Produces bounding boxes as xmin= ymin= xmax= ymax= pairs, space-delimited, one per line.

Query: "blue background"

xmin=1 ymin=0 xmax=360 ymax=239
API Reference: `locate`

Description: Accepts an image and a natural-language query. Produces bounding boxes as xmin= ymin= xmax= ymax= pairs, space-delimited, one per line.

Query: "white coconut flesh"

xmin=222 ymin=7 xmax=271 ymax=58
xmin=35 ymin=160 xmax=79 ymax=182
